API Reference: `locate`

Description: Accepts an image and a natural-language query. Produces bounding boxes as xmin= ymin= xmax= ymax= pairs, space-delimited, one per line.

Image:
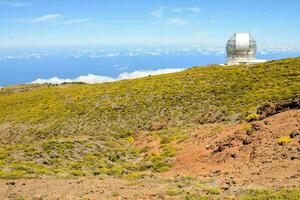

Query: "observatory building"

xmin=226 ymin=32 xmax=267 ymax=65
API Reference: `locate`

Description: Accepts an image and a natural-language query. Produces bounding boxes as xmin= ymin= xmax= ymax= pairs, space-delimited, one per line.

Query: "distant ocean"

xmin=0 ymin=47 xmax=299 ymax=86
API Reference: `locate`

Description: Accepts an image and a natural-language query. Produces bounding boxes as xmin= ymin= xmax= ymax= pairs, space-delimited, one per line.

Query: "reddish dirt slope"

xmin=165 ymin=109 xmax=300 ymax=191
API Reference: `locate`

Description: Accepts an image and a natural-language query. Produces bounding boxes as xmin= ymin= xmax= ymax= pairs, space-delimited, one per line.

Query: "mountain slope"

xmin=1 ymin=57 xmax=300 ymax=142
xmin=0 ymin=57 xmax=299 ymax=180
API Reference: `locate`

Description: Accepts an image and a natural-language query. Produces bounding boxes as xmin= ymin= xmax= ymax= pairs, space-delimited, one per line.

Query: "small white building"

xmin=226 ymin=32 xmax=267 ymax=65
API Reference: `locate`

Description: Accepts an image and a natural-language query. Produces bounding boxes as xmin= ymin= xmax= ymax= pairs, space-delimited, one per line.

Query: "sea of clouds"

xmin=1 ymin=46 xmax=300 ymax=61
xmin=31 ymin=68 xmax=185 ymax=85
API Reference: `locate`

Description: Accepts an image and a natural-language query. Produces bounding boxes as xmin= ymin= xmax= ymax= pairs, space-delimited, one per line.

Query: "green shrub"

xmin=70 ymin=162 xmax=82 ymax=170
xmin=111 ymin=191 xmax=120 ymax=197
xmin=0 ymin=148 xmax=9 ymax=160
xmin=203 ymin=186 xmax=221 ymax=195
xmin=184 ymin=194 xmax=211 ymax=200
xmin=123 ymin=172 xmax=143 ymax=179
xmin=278 ymin=136 xmax=293 ymax=145
xmin=240 ymin=189 xmax=300 ymax=200
xmin=109 ymin=165 xmax=124 ymax=177
xmin=245 ymin=113 xmax=260 ymax=122
xmin=70 ymin=170 xmax=85 ymax=177
xmin=0 ymin=170 xmax=27 ymax=179
xmin=14 ymin=197 xmax=27 ymax=200
xmin=149 ymin=155 xmax=171 ymax=172
xmin=161 ymin=145 xmax=177 ymax=157
xmin=166 ymin=187 xmax=184 ymax=196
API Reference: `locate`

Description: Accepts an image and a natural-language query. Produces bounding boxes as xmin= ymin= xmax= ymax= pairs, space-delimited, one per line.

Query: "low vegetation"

xmin=1 ymin=57 xmax=300 ymax=143
xmin=277 ymin=136 xmax=293 ymax=145
xmin=240 ymin=189 xmax=300 ymax=200
xmin=0 ymin=57 xmax=299 ymax=187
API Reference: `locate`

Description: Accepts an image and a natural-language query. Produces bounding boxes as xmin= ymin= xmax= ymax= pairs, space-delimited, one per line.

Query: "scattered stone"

xmin=6 ymin=182 xmax=15 ymax=186
xmin=230 ymin=153 xmax=237 ymax=159
xmin=257 ymin=97 xmax=300 ymax=119
xmin=291 ymin=156 xmax=297 ymax=160
xmin=243 ymin=137 xmax=252 ymax=145
xmin=213 ymin=170 xmax=221 ymax=174
xmin=251 ymin=123 xmax=261 ymax=131
xmin=290 ymin=131 xmax=299 ymax=138
xmin=43 ymin=160 xmax=51 ymax=165
xmin=220 ymin=185 xmax=230 ymax=191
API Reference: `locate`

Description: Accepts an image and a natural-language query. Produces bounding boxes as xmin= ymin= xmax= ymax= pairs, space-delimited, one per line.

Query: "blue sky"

xmin=0 ymin=0 xmax=300 ymax=48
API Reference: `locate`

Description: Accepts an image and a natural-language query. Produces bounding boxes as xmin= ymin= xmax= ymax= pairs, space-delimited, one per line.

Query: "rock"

xmin=290 ymin=175 xmax=298 ymax=179
xmin=42 ymin=160 xmax=51 ymax=165
xmin=230 ymin=153 xmax=237 ymax=159
xmin=251 ymin=123 xmax=261 ymax=131
xmin=220 ymin=185 xmax=230 ymax=191
xmin=291 ymin=156 xmax=297 ymax=160
xmin=243 ymin=137 xmax=252 ymax=145
xmin=257 ymin=97 xmax=300 ymax=119
xmin=6 ymin=181 xmax=15 ymax=186
xmin=290 ymin=131 xmax=299 ymax=138
xmin=213 ymin=170 xmax=221 ymax=174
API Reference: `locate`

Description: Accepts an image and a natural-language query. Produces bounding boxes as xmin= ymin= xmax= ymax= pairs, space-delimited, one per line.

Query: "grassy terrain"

xmin=0 ymin=57 xmax=300 ymax=180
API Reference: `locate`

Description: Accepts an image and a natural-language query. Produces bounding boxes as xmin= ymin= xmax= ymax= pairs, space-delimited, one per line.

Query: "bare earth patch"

xmin=0 ymin=110 xmax=299 ymax=199
xmin=164 ymin=109 xmax=300 ymax=192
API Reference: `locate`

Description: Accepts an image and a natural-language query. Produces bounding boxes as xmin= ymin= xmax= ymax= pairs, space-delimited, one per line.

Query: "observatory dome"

xmin=226 ymin=32 xmax=257 ymax=65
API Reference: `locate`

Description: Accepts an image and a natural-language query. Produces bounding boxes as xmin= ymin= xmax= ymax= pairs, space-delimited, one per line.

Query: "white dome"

xmin=226 ymin=32 xmax=257 ymax=65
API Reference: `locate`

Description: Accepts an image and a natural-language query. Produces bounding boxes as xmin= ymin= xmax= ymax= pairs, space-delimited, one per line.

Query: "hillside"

xmin=0 ymin=57 xmax=300 ymax=199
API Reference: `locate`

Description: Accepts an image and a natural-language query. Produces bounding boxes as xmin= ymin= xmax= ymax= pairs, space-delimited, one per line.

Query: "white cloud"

xmin=151 ymin=6 xmax=166 ymax=18
xmin=104 ymin=52 xmax=119 ymax=57
xmin=32 ymin=77 xmax=72 ymax=85
xmin=0 ymin=1 xmax=30 ymax=7
xmin=151 ymin=6 xmax=201 ymax=25
xmin=74 ymin=74 xmax=115 ymax=84
xmin=118 ymin=68 xmax=184 ymax=79
xmin=258 ymin=46 xmax=300 ymax=54
xmin=172 ymin=8 xmax=183 ymax=13
xmin=62 ymin=19 xmax=91 ymax=25
xmin=31 ymin=68 xmax=185 ymax=85
xmin=187 ymin=7 xmax=201 ymax=13
xmin=32 ymin=75 xmax=115 ymax=85
xmin=166 ymin=18 xmax=187 ymax=25
xmin=29 ymin=14 xmax=61 ymax=23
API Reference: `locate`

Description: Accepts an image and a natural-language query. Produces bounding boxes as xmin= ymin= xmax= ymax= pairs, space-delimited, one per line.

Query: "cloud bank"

xmin=31 ymin=68 xmax=185 ymax=85
xmin=0 ymin=1 xmax=30 ymax=7
xmin=166 ymin=18 xmax=187 ymax=25
xmin=62 ymin=19 xmax=91 ymax=25
xmin=29 ymin=14 xmax=62 ymax=23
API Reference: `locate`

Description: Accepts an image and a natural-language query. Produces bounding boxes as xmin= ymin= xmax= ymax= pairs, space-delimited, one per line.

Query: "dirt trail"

xmin=0 ymin=178 xmax=177 ymax=200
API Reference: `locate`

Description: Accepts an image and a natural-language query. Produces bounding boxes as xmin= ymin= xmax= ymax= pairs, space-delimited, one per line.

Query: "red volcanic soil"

xmin=164 ymin=109 xmax=300 ymax=191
